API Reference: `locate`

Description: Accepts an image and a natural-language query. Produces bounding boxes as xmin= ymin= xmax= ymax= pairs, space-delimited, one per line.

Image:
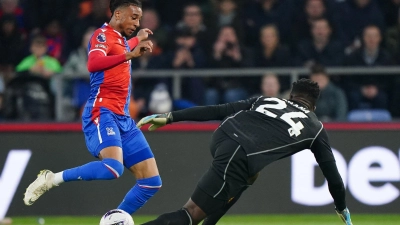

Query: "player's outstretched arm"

xmin=336 ymin=207 xmax=353 ymax=225
xmin=310 ymin=129 xmax=353 ymax=224
xmin=137 ymin=97 xmax=262 ymax=130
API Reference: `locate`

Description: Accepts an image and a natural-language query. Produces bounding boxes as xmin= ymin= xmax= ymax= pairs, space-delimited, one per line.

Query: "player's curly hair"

xmin=109 ymin=0 xmax=142 ymax=15
xmin=290 ymin=78 xmax=320 ymax=106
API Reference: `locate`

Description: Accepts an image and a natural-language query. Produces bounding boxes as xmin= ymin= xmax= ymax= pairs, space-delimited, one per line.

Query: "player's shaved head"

xmin=290 ymin=78 xmax=320 ymax=110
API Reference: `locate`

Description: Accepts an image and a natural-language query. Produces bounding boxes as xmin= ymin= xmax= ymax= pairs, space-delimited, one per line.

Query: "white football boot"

xmin=23 ymin=170 xmax=56 ymax=205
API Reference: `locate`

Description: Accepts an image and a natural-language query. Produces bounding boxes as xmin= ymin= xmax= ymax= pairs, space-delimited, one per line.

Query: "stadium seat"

xmin=347 ymin=109 xmax=392 ymax=122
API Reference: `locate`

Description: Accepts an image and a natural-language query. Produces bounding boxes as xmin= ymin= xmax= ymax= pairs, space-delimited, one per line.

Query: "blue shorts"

xmin=82 ymin=106 xmax=153 ymax=168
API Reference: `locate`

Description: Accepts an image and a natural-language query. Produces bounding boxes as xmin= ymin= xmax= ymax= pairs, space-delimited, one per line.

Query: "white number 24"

xmin=255 ymin=98 xmax=307 ymax=137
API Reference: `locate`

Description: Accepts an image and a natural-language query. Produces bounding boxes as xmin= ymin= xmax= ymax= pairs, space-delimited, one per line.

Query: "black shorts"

xmin=191 ymin=129 xmax=250 ymax=215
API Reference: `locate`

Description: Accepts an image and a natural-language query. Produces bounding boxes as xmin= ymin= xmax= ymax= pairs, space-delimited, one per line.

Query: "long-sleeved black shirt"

xmin=171 ymin=96 xmax=346 ymax=210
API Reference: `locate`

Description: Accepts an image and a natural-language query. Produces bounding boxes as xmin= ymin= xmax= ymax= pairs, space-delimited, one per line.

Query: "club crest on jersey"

xmin=97 ymin=33 xmax=106 ymax=43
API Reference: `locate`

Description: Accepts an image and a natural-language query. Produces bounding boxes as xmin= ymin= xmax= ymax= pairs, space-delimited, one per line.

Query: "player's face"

xmin=118 ymin=5 xmax=142 ymax=37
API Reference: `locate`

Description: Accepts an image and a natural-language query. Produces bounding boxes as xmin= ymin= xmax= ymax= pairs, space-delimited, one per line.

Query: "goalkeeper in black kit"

xmin=138 ymin=79 xmax=353 ymax=225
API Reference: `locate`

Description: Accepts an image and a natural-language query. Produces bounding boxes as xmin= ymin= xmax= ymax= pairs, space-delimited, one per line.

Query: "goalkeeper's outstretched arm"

xmin=171 ymin=96 xmax=259 ymax=122
xmin=310 ymin=129 xmax=353 ymax=225
xmin=137 ymin=97 xmax=260 ymax=130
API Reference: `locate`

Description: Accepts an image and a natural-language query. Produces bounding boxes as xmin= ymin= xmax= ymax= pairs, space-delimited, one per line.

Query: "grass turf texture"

xmin=10 ymin=214 xmax=400 ymax=225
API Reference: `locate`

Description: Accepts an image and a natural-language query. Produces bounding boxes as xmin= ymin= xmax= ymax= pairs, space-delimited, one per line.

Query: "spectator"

xmin=348 ymin=79 xmax=389 ymax=111
xmin=292 ymin=0 xmax=330 ymax=46
xmin=255 ymin=25 xmax=291 ymax=67
xmin=345 ymin=25 xmax=393 ymax=67
xmin=42 ymin=19 xmax=66 ymax=63
xmin=140 ymin=9 xmax=170 ymax=50
xmin=132 ymin=37 xmax=167 ymax=71
xmin=212 ymin=26 xmax=248 ymax=68
xmin=244 ymin=0 xmax=294 ymax=46
xmin=175 ymin=3 xmax=209 ymax=51
xmin=63 ymin=27 xmax=94 ymax=76
xmin=131 ymin=37 xmax=169 ymax=116
xmin=0 ymin=0 xmax=25 ymax=32
xmin=205 ymin=26 xmax=249 ymax=105
xmin=16 ymin=35 xmax=62 ymax=79
xmin=385 ymin=13 xmax=400 ymax=64
xmin=23 ymin=0 xmax=77 ymax=32
xmin=296 ymin=18 xmax=344 ymax=67
xmin=3 ymin=36 xmax=57 ymax=121
xmin=155 ymin=0 xmax=210 ymax=27
xmin=335 ymin=0 xmax=385 ymax=54
xmin=259 ymin=73 xmax=289 ymax=99
xmin=309 ymin=64 xmax=348 ymax=121
xmin=212 ymin=0 xmax=244 ymax=41
xmin=170 ymin=29 xmax=207 ymax=69
xmin=379 ymin=0 xmax=400 ymax=27
xmin=168 ymin=29 xmax=207 ymax=105
xmin=67 ymin=0 xmax=110 ymax=50
xmin=63 ymin=27 xmax=94 ymax=119
xmin=0 ymin=14 xmax=24 ymax=83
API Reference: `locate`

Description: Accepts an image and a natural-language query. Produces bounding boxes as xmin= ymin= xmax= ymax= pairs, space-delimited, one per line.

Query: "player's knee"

xmin=102 ymin=158 xmax=124 ymax=179
xmin=137 ymin=175 xmax=162 ymax=193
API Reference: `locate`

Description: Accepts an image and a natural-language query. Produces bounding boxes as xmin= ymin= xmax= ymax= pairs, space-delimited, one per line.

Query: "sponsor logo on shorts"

xmin=106 ymin=127 xmax=115 ymax=136
xmin=97 ymin=33 xmax=106 ymax=43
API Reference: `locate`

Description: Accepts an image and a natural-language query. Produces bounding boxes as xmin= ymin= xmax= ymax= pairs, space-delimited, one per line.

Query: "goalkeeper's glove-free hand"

xmin=136 ymin=113 xmax=173 ymax=131
xmin=336 ymin=207 xmax=353 ymax=225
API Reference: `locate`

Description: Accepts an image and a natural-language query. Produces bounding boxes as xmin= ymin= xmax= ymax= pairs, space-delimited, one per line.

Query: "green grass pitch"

xmin=11 ymin=214 xmax=400 ymax=225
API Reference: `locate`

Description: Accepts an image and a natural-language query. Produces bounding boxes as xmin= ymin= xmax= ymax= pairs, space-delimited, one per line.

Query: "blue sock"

xmin=63 ymin=158 xmax=124 ymax=182
xmin=118 ymin=175 xmax=162 ymax=214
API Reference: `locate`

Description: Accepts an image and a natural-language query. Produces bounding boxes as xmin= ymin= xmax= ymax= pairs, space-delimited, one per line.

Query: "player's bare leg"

xmin=129 ymin=157 xmax=159 ymax=179
xmin=24 ymin=146 xmax=123 ymax=206
xmin=98 ymin=146 xmax=124 ymax=163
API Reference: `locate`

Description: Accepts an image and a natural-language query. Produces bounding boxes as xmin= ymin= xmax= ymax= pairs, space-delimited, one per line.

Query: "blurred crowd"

xmin=1 ymin=0 xmax=400 ymax=122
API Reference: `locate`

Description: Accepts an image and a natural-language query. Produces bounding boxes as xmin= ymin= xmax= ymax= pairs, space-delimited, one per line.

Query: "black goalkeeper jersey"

xmin=172 ymin=96 xmax=336 ymax=175
xmin=171 ymin=96 xmax=345 ymax=210
xmin=219 ymin=96 xmax=332 ymax=175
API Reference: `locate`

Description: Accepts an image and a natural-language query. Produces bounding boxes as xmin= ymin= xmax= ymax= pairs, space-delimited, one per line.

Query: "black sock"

xmin=202 ymin=186 xmax=248 ymax=225
xmin=142 ymin=209 xmax=192 ymax=225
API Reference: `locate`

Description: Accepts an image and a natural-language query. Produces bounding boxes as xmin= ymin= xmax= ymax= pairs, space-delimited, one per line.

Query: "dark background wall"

xmin=1 ymin=128 xmax=400 ymax=216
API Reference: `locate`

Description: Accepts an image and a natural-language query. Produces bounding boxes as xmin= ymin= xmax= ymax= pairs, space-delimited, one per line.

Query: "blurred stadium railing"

xmin=55 ymin=67 xmax=400 ymax=121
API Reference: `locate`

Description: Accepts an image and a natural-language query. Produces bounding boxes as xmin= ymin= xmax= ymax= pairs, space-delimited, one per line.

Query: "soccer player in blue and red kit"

xmin=24 ymin=0 xmax=162 ymax=215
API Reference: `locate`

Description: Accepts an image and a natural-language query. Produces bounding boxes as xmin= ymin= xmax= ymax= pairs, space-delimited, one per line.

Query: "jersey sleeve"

xmin=310 ymin=128 xmax=336 ymax=164
xmin=88 ymin=30 xmax=114 ymax=56
xmin=311 ymin=128 xmax=347 ymax=211
xmin=86 ymin=30 xmax=127 ymax=72
xmin=127 ymin=37 xmax=139 ymax=50
xmin=171 ymin=97 xmax=259 ymax=122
